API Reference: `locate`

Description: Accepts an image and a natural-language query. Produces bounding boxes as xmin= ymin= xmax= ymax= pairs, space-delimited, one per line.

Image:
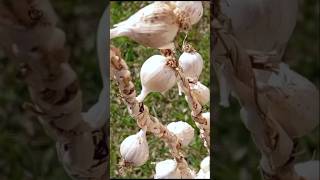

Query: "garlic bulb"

xmin=173 ymin=1 xmax=203 ymax=25
xmin=188 ymin=81 xmax=210 ymax=105
xmin=196 ymin=156 xmax=210 ymax=179
xmin=257 ymin=63 xmax=319 ymax=138
xmin=110 ymin=2 xmax=179 ymax=49
xmin=120 ymin=129 xmax=149 ymax=166
xmin=220 ymin=0 xmax=298 ymax=56
xmin=154 ymin=159 xmax=181 ymax=179
xmin=178 ymin=49 xmax=203 ymax=81
xmin=137 ymin=55 xmax=177 ymax=102
xmin=294 ymin=160 xmax=319 ymax=180
xmin=167 ymin=121 xmax=194 ymax=146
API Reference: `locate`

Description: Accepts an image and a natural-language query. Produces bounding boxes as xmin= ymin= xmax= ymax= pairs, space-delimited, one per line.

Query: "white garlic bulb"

xmin=179 ymin=49 xmax=203 ymax=81
xmin=173 ymin=1 xmax=203 ymax=25
xmin=137 ymin=55 xmax=177 ymax=102
xmin=196 ymin=156 xmax=210 ymax=179
xmin=167 ymin=121 xmax=194 ymax=146
xmin=294 ymin=160 xmax=319 ymax=180
xmin=120 ymin=129 xmax=149 ymax=166
xmin=154 ymin=159 xmax=181 ymax=179
xmin=188 ymin=81 xmax=210 ymax=105
xmin=110 ymin=2 xmax=179 ymax=49
xmin=220 ymin=0 xmax=297 ymax=56
xmin=257 ymin=63 xmax=319 ymax=138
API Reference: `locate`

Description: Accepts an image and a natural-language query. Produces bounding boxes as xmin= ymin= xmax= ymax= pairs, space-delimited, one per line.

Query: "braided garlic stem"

xmin=110 ymin=46 xmax=192 ymax=178
xmin=162 ymin=49 xmax=210 ymax=153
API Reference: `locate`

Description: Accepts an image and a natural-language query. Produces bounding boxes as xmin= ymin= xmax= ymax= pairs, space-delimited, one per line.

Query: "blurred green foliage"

xmin=213 ymin=0 xmax=320 ymax=180
xmin=110 ymin=1 xmax=210 ymax=178
xmin=0 ymin=1 xmax=106 ymax=179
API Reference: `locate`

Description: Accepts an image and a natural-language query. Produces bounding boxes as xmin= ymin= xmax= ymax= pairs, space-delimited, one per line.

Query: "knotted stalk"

xmin=110 ymin=46 xmax=192 ymax=178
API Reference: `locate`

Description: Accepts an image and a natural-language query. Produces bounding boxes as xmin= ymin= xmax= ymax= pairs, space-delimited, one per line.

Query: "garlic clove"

xmin=188 ymin=81 xmax=210 ymax=105
xmin=120 ymin=129 xmax=149 ymax=166
xmin=154 ymin=159 xmax=181 ymax=179
xmin=167 ymin=121 xmax=194 ymax=146
xmin=179 ymin=51 xmax=203 ymax=81
xmin=137 ymin=55 xmax=177 ymax=102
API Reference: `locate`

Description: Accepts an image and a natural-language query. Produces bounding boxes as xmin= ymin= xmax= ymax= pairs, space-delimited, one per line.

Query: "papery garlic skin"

xmin=120 ymin=129 xmax=149 ymax=166
xmin=189 ymin=82 xmax=210 ymax=105
xmin=137 ymin=55 xmax=177 ymax=102
xmin=167 ymin=121 xmax=194 ymax=146
xmin=110 ymin=2 xmax=178 ymax=49
xmin=154 ymin=159 xmax=181 ymax=179
xmin=173 ymin=1 xmax=203 ymax=25
xmin=179 ymin=51 xmax=203 ymax=81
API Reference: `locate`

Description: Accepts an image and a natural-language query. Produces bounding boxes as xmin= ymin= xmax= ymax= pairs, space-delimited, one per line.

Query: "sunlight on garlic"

xmin=137 ymin=55 xmax=177 ymax=102
xmin=120 ymin=129 xmax=149 ymax=166
xmin=167 ymin=121 xmax=194 ymax=146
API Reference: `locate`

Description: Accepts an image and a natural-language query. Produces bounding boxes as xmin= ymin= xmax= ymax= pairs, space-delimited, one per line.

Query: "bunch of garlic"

xmin=167 ymin=121 xmax=194 ymax=146
xmin=120 ymin=129 xmax=149 ymax=166
xmin=196 ymin=156 xmax=210 ymax=179
xmin=136 ymin=55 xmax=177 ymax=102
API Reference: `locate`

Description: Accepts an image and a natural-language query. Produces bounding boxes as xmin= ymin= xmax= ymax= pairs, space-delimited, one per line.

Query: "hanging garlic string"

xmin=162 ymin=49 xmax=210 ymax=153
xmin=110 ymin=46 xmax=193 ymax=177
